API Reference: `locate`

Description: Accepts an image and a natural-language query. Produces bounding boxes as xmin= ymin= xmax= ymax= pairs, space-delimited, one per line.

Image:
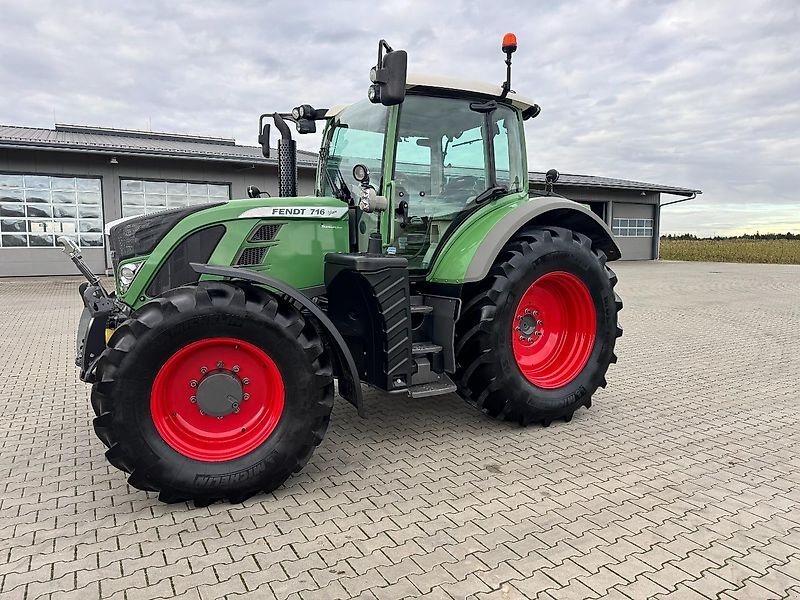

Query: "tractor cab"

xmin=319 ymin=77 xmax=535 ymax=269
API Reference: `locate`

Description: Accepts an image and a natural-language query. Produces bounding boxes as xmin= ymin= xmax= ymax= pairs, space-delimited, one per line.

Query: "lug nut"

xmin=217 ymin=416 xmax=223 ymax=420
xmin=190 ymin=396 xmax=196 ymax=404
xmin=525 ymin=308 xmax=531 ymax=315
xmin=232 ymin=402 xmax=240 ymax=410
xmin=242 ymin=378 xmax=250 ymax=385
xmin=532 ymin=310 xmax=539 ymax=316
xmin=233 ymin=365 xmax=240 ymax=373
xmin=199 ymin=409 xmax=206 ymax=415
xmin=535 ymin=331 xmax=543 ymax=337
xmin=217 ymin=361 xmax=224 ymax=368
xmin=233 ymin=406 xmax=240 ymax=413
xmin=519 ymin=336 xmax=525 ymax=341
xmin=537 ymin=320 xmax=543 ymax=326
xmin=517 ymin=315 xmax=524 ymax=321
xmin=526 ymin=337 xmax=532 ymax=342
xmin=515 ymin=326 xmax=521 ymax=331
xmin=200 ymin=366 xmax=208 ymax=374
xmin=243 ymin=393 xmax=250 ymax=400
xmin=190 ymin=380 xmax=198 ymax=388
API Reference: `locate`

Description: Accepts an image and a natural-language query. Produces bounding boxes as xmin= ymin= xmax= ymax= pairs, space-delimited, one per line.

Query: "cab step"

xmin=408 ymin=374 xmax=457 ymax=398
xmin=412 ymin=341 xmax=442 ymax=355
xmin=410 ymin=304 xmax=433 ymax=315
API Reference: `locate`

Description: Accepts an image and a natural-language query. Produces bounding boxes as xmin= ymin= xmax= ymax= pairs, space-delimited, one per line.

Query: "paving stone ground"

xmin=0 ymin=261 xmax=799 ymax=600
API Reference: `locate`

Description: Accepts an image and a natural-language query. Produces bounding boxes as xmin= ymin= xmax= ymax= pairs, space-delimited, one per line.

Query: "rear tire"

xmin=455 ymin=226 xmax=623 ymax=425
xmin=91 ymin=281 xmax=333 ymax=505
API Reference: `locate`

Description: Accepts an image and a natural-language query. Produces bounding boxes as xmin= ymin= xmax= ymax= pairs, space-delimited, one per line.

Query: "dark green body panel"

xmin=118 ymin=196 xmax=349 ymax=309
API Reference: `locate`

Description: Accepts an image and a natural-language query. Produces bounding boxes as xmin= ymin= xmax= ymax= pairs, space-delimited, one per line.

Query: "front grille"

xmin=249 ymin=223 xmax=281 ymax=242
xmin=236 ymin=246 xmax=269 ymax=266
xmin=146 ymin=225 xmax=226 ymax=297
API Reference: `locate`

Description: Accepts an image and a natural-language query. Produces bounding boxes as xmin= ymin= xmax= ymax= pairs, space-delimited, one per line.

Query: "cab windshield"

xmin=318 ymin=100 xmax=388 ymax=200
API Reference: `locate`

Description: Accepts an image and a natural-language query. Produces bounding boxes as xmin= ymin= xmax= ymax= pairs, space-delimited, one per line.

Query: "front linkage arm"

xmin=59 ymin=237 xmax=126 ymax=381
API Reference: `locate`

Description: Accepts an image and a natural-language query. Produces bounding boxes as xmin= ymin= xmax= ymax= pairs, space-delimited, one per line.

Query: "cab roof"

xmin=405 ymin=73 xmax=537 ymax=112
xmin=325 ymin=73 xmax=537 ymax=118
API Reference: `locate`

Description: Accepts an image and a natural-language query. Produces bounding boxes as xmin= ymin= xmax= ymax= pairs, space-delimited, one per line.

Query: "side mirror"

xmin=258 ymin=114 xmax=271 ymax=158
xmin=368 ymin=40 xmax=407 ymax=106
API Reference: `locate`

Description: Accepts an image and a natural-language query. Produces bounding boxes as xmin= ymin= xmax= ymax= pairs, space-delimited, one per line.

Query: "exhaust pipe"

xmin=273 ymin=112 xmax=297 ymax=197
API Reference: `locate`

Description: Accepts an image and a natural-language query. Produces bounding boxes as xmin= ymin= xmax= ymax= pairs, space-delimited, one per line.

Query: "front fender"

xmin=428 ymin=195 xmax=621 ymax=284
xmin=189 ymin=263 xmax=365 ymax=416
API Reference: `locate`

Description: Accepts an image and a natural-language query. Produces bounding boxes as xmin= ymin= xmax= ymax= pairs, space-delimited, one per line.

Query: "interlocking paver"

xmin=0 ymin=262 xmax=799 ymax=600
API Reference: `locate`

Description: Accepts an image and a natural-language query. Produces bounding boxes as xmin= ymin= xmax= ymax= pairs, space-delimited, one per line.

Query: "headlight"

xmin=368 ymin=84 xmax=380 ymax=103
xmin=118 ymin=260 xmax=144 ymax=293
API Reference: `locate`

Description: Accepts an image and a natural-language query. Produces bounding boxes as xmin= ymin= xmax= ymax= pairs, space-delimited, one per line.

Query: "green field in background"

xmin=661 ymin=239 xmax=800 ymax=265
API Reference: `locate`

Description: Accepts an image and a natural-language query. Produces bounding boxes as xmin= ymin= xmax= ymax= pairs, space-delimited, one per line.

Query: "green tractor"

xmin=62 ymin=35 xmax=622 ymax=505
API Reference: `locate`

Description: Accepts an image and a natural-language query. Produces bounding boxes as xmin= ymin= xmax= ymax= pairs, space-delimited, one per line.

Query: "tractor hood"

xmin=108 ymin=196 xmax=351 ymax=308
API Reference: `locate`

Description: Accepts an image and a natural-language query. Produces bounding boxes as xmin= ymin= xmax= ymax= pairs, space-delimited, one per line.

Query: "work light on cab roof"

xmin=59 ymin=35 xmax=624 ymax=507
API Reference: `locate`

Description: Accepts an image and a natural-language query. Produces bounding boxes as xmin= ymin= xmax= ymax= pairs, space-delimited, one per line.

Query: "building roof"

xmin=0 ymin=123 xmax=318 ymax=166
xmin=530 ymin=171 xmax=701 ymax=198
xmin=0 ymin=123 xmax=700 ymax=197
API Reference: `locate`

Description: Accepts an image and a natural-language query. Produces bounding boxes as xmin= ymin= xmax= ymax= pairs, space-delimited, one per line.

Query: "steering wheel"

xmin=443 ymin=176 xmax=481 ymax=198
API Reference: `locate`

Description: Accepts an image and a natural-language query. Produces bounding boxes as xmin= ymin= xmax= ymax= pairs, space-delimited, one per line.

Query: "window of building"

xmin=612 ymin=217 xmax=654 ymax=238
xmin=120 ymin=179 xmax=230 ymax=217
xmin=0 ymin=173 xmax=103 ymax=248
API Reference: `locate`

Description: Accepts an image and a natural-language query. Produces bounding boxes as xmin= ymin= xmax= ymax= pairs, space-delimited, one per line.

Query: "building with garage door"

xmin=0 ymin=123 xmax=699 ymax=276
xmin=530 ymin=172 xmax=700 ymax=260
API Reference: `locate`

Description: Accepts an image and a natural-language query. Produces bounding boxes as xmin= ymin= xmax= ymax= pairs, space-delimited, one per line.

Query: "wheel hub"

xmin=195 ymin=371 xmax=242 ymax=417
xmin=516 ymin=310 xmax=542 ymax=340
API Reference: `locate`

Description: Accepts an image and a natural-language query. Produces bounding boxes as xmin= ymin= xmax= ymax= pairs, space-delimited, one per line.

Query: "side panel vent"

xmin=249 ymin=223 xmax=281 ymax=242
xmin=236 ymin=246 xmax=269 ymax=266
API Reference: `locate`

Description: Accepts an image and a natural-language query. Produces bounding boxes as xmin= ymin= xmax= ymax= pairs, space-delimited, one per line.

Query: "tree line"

xmin=661 ymin=232 xmax=800 ymax=241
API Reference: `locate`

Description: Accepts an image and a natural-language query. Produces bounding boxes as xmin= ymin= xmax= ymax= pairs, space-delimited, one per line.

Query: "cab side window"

xmin=493 ymin=112 xmax=523 ymax=193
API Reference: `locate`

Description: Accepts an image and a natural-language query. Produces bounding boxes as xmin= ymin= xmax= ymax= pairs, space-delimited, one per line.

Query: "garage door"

xmin=1 ymin=173 xmax=106 ymax=276
xmin=612 ymin=203 xmax=655 ymax=260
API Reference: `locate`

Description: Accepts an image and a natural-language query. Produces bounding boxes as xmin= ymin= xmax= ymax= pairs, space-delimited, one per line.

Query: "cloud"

xmin=0 ymin=0 xmax=797 ymax=234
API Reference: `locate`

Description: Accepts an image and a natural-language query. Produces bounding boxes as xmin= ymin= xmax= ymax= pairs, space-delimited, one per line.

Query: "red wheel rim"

xmin=511 ymin=271 xmax=597 ymax=389
xmin=150 ymin=337 xmax=284 ymax=462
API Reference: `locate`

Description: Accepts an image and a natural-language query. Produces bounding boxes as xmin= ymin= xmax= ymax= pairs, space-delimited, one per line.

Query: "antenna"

xmin=500 ymin=32 xmax=517 ymax=99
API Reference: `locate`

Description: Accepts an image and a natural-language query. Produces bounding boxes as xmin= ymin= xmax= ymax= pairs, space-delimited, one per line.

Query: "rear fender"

xmin=190 ymin=263 xmax=365 ymax=416
xmin=429 ymin=196 xmax=620 ymax=284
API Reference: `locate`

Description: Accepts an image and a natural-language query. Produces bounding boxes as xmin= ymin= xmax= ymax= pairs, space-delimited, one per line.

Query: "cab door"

xmin=386 ymin=94 xmax=525 ymax=270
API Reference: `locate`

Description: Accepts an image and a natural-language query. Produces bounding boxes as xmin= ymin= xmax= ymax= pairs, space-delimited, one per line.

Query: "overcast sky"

xmin=1 ymin=0 xmax=797 ymax=235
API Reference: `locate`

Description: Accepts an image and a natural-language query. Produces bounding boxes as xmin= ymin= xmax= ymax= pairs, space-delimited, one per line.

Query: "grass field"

xmin=660 ymin=238 xmax=800 ymax=265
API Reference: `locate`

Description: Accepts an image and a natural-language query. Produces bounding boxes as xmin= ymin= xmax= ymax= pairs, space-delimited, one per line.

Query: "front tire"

xmin=455 ymin=227 xmax=622 ymax=425
xmin=91 ymin=281 xmax=333 ymax=505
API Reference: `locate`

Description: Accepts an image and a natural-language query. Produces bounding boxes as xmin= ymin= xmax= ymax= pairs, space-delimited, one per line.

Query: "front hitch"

xmin=58 ymin=237 xmax=113 ymax=311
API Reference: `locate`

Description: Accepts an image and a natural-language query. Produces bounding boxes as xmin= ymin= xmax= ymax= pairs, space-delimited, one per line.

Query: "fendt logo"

xmin=238 ymin=206 xmax=348 ymax=220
